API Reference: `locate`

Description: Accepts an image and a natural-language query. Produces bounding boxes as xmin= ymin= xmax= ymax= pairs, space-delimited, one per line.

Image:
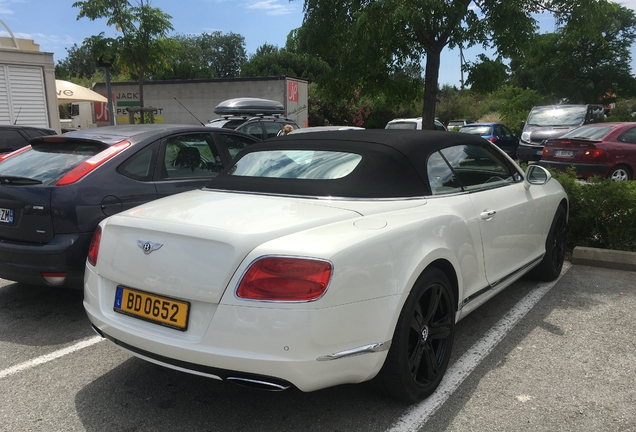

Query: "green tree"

xmin=154 ymin=32 xmax=247 ymax=80
xmin=73 ymin=0 xmax=177 ymax=119
xmin=55 ymin=43 xmax=97 ymax=80
xmin=240 ymin=44 xmax=330 ymax=82
xmin=509 ymin=0 xmax=636 ymax=103
xmin=295 ymin=0 xmax=542 ymax=129
xmin=464 ymin=54 xmax=509 ymax=94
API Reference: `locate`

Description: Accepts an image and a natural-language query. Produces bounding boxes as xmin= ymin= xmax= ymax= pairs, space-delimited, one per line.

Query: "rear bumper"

xmin=517 ymin=142 xmax=544 ymax=161
xmin=0 ymin=232 xmax=92 ymax=288
xmin=83 ymin=266 xmax=396 ymax=392
xmin=538 ymin=160 xmax=609 ymax=178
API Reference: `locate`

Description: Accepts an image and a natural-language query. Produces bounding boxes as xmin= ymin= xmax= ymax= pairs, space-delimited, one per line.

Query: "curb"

xmin=571 ymin=246 xmax=636 ymax=272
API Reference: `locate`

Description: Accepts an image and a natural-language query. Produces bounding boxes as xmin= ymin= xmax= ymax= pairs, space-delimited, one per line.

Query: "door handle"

xmin=480 ymin=210 xmax=497 ymax=220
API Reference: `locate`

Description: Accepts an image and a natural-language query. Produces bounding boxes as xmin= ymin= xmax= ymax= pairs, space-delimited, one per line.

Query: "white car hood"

xmin=97 ymin=190 xmax=425 ymax=303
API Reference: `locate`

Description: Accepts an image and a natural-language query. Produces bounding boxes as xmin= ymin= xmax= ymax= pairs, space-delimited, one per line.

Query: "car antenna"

xmin=13 ymin=107 xmax=21 ymax=125
xmin=173 ymin=97 xmax=205 ymax=126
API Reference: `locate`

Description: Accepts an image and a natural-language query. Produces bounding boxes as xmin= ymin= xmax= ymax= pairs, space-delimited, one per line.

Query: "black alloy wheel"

xmin=376 ymin=268 xmax=456 ymax=402
xmin=528 ymin=205 xmax=567 ymax=281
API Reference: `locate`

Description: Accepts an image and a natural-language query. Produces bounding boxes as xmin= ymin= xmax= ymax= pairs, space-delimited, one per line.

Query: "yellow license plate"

xmin=114 ymin=286 xmax=190 ymax=331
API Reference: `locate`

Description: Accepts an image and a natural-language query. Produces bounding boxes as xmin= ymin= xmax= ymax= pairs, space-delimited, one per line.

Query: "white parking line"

xmin=388 ymin=262 xmax=571 ymax=432
xmin=0 ymin=335 xmax=103 ymax=379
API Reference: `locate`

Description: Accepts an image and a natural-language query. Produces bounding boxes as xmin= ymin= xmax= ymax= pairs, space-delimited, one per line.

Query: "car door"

xmin=494 ymin=124 xmax=518 ymax=156
xmin=615 ymin=126 xmax=636 ymax=170
xmin=153 ymin=132 xmax=227 ymax=198
xmin=440 ymin=144 xmax=548 ymax=285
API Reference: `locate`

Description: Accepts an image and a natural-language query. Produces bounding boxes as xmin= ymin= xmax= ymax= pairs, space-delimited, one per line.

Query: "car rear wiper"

xmin=0 ymin=176 xmax=43 ymax=185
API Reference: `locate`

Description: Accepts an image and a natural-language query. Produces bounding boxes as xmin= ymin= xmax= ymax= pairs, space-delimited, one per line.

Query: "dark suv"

xmin=205 ymin=97 xmax=300 ymax=139
xmin=206 ymin=116 xmax=299 ymax=140
xmin=0 ymin=125 xmax=56 ymax=154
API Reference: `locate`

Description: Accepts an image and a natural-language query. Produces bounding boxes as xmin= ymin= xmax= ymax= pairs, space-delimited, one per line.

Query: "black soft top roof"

xmin=207 ymin=129 xmax=491 ymax=198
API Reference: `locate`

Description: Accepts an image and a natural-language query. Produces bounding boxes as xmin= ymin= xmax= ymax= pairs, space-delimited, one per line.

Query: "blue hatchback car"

xmin=459 ymin=123 xmax=519 ymax=158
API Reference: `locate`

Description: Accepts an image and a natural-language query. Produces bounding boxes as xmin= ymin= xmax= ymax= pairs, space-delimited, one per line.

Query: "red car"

xmin=539 ymin=122 xmax=636 ymax=181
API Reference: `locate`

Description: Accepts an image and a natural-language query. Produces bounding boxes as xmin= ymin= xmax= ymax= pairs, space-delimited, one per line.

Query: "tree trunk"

xmin=421 ymin=47 xmax=442 ymax=130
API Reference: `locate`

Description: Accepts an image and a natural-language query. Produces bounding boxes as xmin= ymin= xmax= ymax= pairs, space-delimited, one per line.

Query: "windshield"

xmin=228 ymin=150 xmax=362 ymax=179
xmin=459 ymin=125 xmax=491 ymax=136
xmin=0 ymin=142 xmax=104 ymax=183
xmin=527 ymin=106 xmax=587 ymax=127
xmin=561 ymin=125 xmax=614 ymax=140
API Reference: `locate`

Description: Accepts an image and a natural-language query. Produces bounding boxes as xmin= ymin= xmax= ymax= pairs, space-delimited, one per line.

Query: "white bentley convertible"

xmin=84 ymin=130 xmax=568 ymax=402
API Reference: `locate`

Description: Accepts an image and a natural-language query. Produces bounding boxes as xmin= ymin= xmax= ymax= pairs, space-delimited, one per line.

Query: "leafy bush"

xmin=551 ymin=168 xmax=636 ymax=252
xmin=607 ymin=99 xmax=636 ymax=121
xmin=308 ymin=85 xmax=371 ymax=127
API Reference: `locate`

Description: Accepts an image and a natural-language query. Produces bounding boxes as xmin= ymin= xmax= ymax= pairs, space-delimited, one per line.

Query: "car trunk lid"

xmin=96 ymin=190 xmax=424 ymax=304
xmin=544 ymin=137 xmax=602 ymax=160
xmin=0 ymin=186 xmax=54 ymax=243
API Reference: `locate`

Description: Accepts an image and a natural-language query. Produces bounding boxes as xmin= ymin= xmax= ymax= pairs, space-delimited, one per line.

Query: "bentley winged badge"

xmin=137 ymin=240 xmax=163 ymax=255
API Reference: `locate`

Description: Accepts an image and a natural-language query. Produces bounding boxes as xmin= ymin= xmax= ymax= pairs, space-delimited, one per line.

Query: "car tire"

xmin=527 ymin=205 xmax=567 ymax=282
xmin=607 ymin=165 xmax=632 ymax=181
xmin=375 ymin=268 xmax=456 ymax=402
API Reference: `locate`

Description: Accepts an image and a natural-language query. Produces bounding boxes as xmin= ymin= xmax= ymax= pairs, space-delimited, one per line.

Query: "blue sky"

xmin=1 ymin=0 xmax=635 ymax=88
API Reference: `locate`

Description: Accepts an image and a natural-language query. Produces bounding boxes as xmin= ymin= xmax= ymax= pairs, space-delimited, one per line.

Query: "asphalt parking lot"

xmin=0 ymin=262 xmax=634 ymax=432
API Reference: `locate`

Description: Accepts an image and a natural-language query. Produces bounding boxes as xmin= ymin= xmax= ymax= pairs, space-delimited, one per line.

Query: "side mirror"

xmin=520 ymin=121 xmax=526 ymax=129
xmin=524 ymin=164 xmax=551 ymax=189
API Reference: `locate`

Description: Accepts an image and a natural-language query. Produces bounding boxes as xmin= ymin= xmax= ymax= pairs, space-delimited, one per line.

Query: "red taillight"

xmin=87 ymin=226 xmax=102 ymax=267
xmin=55 ymin=140 xmax=131 ymax=186
xmin=0 ymin=145 xmax=31 ymax=163
xmin=236 ymin=257 xmax=332 ymax=301
xmin=542 ymin=147 xmax=549 ymax=155
xmin=583 ymin=149 xmax=605 ymax=158
xmin=487 ymin=136 xmax=497 ymax=143
xmin=560 ymin=140 xmax=571 ymax=145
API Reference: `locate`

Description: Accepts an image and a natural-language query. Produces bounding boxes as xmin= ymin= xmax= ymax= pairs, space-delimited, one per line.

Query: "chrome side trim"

xmin=316 ymin=341 xmax=391 ymax=361
xmin=459 ymin=256 xmax=543 ymax=311
xmin=203 ymin=187 xmax=428 ymax=202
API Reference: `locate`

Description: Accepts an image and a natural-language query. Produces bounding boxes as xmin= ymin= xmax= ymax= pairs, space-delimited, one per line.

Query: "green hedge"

xmin=550 ymin=168 xmax=636 ymax=252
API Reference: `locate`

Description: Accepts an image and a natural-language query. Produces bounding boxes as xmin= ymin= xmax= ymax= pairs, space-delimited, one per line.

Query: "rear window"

xmin=459 ymin=126 xmax=491 ymax=136
xmin=0 ymin=142 xmax=105 ymax=184
xmin=561 ymin=125 xmax=614 ymax=140
xmin=218 ymin=119 xmax=245 ymax=130
xmin=0 ymin=130 xmax=30 ymax=153
xmin=229 ymin=150 xmax=362 ymax=180
xmin=386 ymin=122 xmax=417 ymax=130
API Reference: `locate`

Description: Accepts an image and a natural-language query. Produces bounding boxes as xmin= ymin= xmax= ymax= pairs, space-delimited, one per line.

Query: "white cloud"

xmin=619 ymin=0 xmax=636 ymax=10
xmin=247 ymin=0 xmax=293 ymax=16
